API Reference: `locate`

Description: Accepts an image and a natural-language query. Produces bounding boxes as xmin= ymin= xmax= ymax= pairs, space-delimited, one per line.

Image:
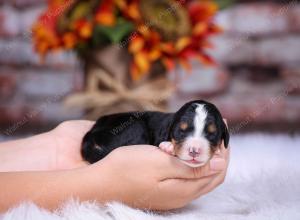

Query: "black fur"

xmin=82 ymin=100 xmax=229 ymax=164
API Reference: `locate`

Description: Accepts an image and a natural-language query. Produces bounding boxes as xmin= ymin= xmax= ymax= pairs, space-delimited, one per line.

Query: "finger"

xmin=159 ymin=173 xmax=217 ymax=200
xmin=193 ymin=169 xmax=227 ymax=200
xmin=160 ymin=156 xmax=222 ymax=180
xmin=190 ymin=144 xmax=230 ymax=199
xmin=223 ymin=118 xmax=228 ymax=126
xmin=209 ymin=157 xmax=227 ymax=172
xmin=195 ymin=148 xmax=229 ymax=198
xmin=76 ymin=120 xmax=96 ymax=131
xmin=159 ymin=142 xmax=175 ymax=156
xmin=219 ymin=141 xmax=230 ymax=166
xmin=214 ymin=140 xmax=229 ymax=156
xmin=158 ymin=140 xmax=229 ymax=180
xmin=211 ymin=139 xmax=230 ymax=159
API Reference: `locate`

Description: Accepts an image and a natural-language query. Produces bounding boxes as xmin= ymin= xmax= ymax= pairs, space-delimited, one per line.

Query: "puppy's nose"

xmin=189 ymin=147 xmax=201 ymax=158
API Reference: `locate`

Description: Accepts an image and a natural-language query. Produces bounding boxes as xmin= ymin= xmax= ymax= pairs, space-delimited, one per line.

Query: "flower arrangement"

xmin=33 ymin=0 xmax=222 ymax=81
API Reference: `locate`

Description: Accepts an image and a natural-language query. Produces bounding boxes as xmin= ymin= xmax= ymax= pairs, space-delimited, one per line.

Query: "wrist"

xmin=0 ymin=132 xmax=56 ymax=172
xmin=75 ymin=161 xmax=116 ymax=204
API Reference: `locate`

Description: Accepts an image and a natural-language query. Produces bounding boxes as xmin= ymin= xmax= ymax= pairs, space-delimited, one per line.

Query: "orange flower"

xmin=117 ymin=0 xmax=141 ymax=21
xmin=188 ymin=1 xmax=218 ymax=24
xmin=95 ymin=0 xmax=116 ymax=26
xmin=175 ymin=37 xmax=192 ymax=52
xmin=62 ymin=32 xmax=77 ymax=49
xmin=95 ymin=12 xmax=115 ymax=26
xmin=193 ymin=22 xmax=208 ymax=35
xmin=134 ymin=50 xmax=151 ymax=76
xmin=148 ymin=48 xmax=161 ymax=61
xmin=74 ymin=19 xmax=93 ymax=39
xmin=128 ymin=35 xmax=144 ymax=53
xmin=125 ymin=0 xmax=220 ymax=80
xmin=32 ymin=23 xmax=60 ymax=56
xmin=126 ymin=2 xmax=141 ymax=20
xmin=162 ymin=57 xmax=175 ymax=71
xmin=32 ymin=0 xmax=73 ymax=56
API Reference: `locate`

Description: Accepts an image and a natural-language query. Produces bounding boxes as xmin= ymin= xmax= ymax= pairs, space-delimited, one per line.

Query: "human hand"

xmin=48 ymin=120 xmax=95 ymax=170
xmin=0 ymin=119 xmax=228 ymax=211
xmin=45 ymin=119 xmax=229 ymax=211
xmin=0 ymin=143 xmax=228 ymax=212
xmin=88 ymin=142 xmax=229 ymax=210
xmin=0 ymin=120 xmax=95 ymax=172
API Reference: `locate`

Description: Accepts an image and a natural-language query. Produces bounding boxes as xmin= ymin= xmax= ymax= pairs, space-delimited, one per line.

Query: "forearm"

xmin=0 ymin=164 xmax=111 ymax=212
xmin=0 ymin=132 xmax=56 ymax=172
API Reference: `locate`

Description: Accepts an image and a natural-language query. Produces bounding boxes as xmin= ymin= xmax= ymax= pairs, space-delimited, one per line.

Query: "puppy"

xmin=82 ymin=100 xmax=229 ymax=167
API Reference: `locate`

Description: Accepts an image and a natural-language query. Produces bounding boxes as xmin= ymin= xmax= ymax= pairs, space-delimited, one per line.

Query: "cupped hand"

xmin=48 ymin=120 xmax=229 ymax=210
xmin=88 ymin=142 xmax=229 ymax=210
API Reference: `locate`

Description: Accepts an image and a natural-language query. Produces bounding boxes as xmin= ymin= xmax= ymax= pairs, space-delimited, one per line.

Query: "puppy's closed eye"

xmin=207 ymin=123 xmax=217 ymax=133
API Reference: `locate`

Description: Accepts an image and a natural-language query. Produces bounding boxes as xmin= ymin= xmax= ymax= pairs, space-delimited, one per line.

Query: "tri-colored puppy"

xmin=82 ymin=100 xmax=229 ymax=167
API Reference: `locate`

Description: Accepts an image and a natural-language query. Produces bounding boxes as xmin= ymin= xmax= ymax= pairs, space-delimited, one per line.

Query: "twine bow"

xmin=65 ymin=68 xmax=175 ymax=118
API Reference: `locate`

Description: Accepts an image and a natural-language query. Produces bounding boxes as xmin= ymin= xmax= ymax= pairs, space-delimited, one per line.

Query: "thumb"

xmin=209 ymin=157 xmax=226 ymax=172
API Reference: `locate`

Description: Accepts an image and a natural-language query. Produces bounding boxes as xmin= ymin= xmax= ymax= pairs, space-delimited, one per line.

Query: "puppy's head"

xmin=169 ymin=100 xmax=229 ymax=167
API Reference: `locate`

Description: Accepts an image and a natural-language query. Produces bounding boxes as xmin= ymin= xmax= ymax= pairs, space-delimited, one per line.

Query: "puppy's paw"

xmin=159 ymin=141 xmax=175 ymax=156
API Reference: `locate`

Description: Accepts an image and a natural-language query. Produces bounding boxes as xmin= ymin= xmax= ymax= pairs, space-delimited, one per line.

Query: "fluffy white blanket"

xmin=1 ymin=134 xmax=300 ymax=220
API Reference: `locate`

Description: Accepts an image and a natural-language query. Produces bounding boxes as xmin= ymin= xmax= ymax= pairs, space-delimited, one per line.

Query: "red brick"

xmin=0 ymin=71 xmax=84 ymax=133
xmin=171 ymin=70 xmax=300 ymax=132
xmin=285 ymin=98 xmax=300 ymax=122
xmin=0 ymin=72 xmax=17 ymax=100
xmin=0 ymin=99 xmax=83 ymax=135
xmin=173 ymin=61 xmax=230 ymax=96
xmin=289 ymin=4 xmax=300 ymax=32
xmin=0 ymin=94 xmax=83 ymax=126
xmin=281 ymin=66 xmax=300 ymax=95
xmin=18 ymin=70 xmax=83 ymax=99
xmin=0 ymin=6 xmax=20 ymax=37
xmin=11 ymin=0 xmax=46 ymax=8
xmin=255 ymin=36 xmax=300 ymax=66
xmin=39 ymin=102 xmax=83 ymax=122
xmin=210 ymin=35 xmax=300 ymax=66
xmin=0 ymin=104 xmax=29 ymax=126
xmin=19 ymin=6 xmax=45 ymax=37
xmin=220 ymin=3 xmax=290 ymax=35
xmin=208 ymin=35 xmax=255 ymax=65
xmin=0 ymin=39 xmax=79 ymax=68
xmin=0 ymin=5 xmax=45 ymax=38
xmin=0 ymin=66 xmax=84 ymax=99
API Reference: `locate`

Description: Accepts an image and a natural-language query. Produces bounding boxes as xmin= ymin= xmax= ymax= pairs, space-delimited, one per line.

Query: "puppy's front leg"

xmin=159 ymin=142 xmax=175 ymax=156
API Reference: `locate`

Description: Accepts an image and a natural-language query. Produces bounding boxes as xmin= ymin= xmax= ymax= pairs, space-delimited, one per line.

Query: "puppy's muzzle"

xmin=188 ymin=147 xmax=201 ymax=158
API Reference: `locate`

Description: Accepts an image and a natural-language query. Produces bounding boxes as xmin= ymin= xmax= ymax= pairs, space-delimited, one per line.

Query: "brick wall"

xmin=0 ymin=0 xmax=84 ymax=136
xmin=172 ymin=1 xmax=300 ymax=133
xmin=0 ymin=0 xmax=300 ymax=137
xmin=214 ymin=2 xmax=300 ymax=133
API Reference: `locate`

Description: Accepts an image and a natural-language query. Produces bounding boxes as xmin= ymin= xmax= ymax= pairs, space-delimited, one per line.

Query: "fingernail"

xmin=210 ymin=158 xmax=225 ymax=171
xmin=223 ymin=118 xmax=228 ymax=126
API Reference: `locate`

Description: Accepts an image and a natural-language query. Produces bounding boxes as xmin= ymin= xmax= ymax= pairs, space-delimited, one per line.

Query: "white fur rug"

xmin=1 ymin=134 xmax=300 ymax=220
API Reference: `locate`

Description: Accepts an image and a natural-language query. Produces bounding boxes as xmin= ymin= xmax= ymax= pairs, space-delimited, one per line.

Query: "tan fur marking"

xmin=180 ymin=122 xmax=188 ymax=130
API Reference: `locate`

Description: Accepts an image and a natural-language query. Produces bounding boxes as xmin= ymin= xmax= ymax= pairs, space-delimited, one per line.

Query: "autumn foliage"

xmin=33 ymin=0 xmax=221 ymax=80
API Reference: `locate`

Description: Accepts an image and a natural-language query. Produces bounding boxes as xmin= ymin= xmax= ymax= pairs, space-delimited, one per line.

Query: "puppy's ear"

xmin=222 ymin=120 xmax=230 ymax=148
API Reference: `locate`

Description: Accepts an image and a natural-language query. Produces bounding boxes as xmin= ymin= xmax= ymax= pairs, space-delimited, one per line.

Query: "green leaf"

xmin=69 ymin=2 xmax=91 ymax=20
xmin=94 ymin=18 xmax=134 ymax=44
xmin=214 ymin=0 xmax=236 ymax=10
